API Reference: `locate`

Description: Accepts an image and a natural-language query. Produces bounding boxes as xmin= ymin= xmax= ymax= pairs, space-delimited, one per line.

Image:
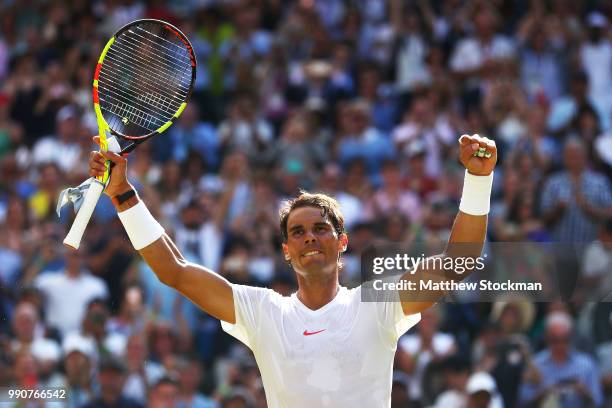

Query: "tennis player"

xmin=88 ymin=133 xmax=496 ymax=407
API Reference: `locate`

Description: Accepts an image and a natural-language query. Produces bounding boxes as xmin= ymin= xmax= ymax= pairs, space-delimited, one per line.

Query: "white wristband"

xmin=117 ymin=201 xmax=165 ymax=250
xmin=459 ymin=170 xmax=494 ymax=216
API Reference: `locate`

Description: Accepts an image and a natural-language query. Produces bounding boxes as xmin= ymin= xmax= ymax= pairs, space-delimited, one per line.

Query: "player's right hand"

xmin=89 ymin=135 xmax=132 ymax=197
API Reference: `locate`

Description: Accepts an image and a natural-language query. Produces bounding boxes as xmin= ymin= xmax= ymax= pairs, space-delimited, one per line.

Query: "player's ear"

xmin=339 ymin=234 xmax=348 ymax=253
xmin=282 ymin=243 xmax=290 ymax=260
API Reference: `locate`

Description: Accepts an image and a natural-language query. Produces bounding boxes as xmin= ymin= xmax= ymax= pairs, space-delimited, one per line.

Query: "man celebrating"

xmin=88 ymin=134 xmax=496 ymax=407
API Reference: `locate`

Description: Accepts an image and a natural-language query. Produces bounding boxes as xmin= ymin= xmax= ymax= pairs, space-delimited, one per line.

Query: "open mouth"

xmin=302 ymin=250 xmax=323 ymax=257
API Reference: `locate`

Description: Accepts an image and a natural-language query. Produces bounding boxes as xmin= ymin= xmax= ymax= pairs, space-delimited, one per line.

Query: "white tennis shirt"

xmin=221 ymin=284 xmax=421 ymax=407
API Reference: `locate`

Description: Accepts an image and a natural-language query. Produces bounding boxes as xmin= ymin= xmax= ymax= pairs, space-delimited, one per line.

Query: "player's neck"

xmin=295 ymin=275 xmax=340 ymax=311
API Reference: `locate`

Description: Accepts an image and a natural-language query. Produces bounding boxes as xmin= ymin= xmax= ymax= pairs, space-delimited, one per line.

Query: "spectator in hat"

xmin=30 ymin=338 xmax=64 ymax=389
xmin=466 ymin=371 xmax=504 ymax=408
xmin=61 ymin=332 xmax=97 ymax=407
xmin=484 ymin=299 xmax=535 ymax=407
xmin=434 ymin=366 xmax=504 ymax=408
xmin=81 ymin=355 xmax=143 ymax=408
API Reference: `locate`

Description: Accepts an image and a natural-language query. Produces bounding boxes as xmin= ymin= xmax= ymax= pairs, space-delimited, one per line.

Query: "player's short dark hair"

xmin=279 ymin=191 xmax=345 ymax=243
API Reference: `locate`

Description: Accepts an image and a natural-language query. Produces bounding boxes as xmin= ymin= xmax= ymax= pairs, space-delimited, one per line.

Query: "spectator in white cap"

xmin=31 ymin=338 xmax=64 ymax=389
xmin=467 ymin=371 xmax=504 ymax=408
xmin=61 ymin=332 xmax=97 ymax=408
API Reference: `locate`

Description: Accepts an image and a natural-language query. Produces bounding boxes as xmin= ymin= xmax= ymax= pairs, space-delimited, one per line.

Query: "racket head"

xmin=93 ymin=19 xmax=197 ymax=143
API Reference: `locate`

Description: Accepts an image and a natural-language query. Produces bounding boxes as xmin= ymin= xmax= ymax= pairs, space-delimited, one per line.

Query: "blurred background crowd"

xmin=1 ymin=0 xmax=612 ymax=407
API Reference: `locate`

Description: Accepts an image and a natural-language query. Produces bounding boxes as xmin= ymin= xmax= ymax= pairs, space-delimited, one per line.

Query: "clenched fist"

xmin=459 ymin=134 xmax=497 ymax=176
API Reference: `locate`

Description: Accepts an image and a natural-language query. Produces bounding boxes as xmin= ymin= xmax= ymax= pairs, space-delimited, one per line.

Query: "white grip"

xmin=63 ymin=180 xmax=104 ymax=249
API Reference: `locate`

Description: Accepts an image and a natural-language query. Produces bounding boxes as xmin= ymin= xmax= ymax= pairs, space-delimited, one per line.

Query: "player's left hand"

xmin=459 ymin=134 xmax=497 ymax=176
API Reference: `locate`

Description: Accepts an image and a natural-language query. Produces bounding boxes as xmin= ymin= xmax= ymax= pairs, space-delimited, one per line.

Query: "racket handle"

xmin=63 ymin=180 xmax=105 ymax=250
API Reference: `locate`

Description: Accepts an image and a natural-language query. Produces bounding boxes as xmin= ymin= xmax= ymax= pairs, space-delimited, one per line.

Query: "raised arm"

xmin=400 ymin=134 xmax=496 ymax=315
xmin=89 ymin=137 xmax=235 ymax=323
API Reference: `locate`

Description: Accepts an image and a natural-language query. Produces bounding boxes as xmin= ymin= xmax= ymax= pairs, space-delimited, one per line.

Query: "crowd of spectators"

xmin=1 ymin=0 xmax=612 ymax=407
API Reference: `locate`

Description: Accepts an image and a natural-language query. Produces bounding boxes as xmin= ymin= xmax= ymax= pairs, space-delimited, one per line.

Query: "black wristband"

xmin=112 ymin=189 xmax=136 ymax=206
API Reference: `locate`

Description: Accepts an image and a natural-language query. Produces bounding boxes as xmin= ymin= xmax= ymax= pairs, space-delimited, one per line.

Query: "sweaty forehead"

xmin=287 ymin=206 xmax=331 ymax=228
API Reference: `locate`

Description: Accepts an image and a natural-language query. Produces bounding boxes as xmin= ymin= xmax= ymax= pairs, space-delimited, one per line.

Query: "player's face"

xmin=283 ymin=206 xmax=347 ymax=276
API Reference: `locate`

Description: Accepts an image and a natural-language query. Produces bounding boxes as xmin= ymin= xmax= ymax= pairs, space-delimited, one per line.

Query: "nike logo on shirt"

xmin=303 ymin=329 xmax=326 ymax=336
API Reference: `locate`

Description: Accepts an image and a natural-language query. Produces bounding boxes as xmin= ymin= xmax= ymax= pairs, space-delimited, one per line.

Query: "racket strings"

xmin=102 ymin=43 xmax=189 ymax=110
xmin=133 ymin=26 xmax=191 ymax=66
xmin=98 ymin=23 xmax=193 ymax=136
xmin=99 ymin=87 xmax=166 ymax=129
xmin=114 ymin=34 xmax=191 ymax=85
xmin=100 ymin=53 xmax=187 ymax=107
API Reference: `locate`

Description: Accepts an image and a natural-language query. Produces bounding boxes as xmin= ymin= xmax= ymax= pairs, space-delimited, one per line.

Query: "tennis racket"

xmin=62 ymin=19 xmax=196 ymax=249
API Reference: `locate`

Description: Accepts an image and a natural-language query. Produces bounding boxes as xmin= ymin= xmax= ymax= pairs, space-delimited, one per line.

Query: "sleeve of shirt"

xmin=595 ymin=175 xmax=612 ymax=207
xmin=539 ymin=177 xmax=557 ymax=213
xmin=220 ymin=284 xmax=274 ymax=349
xmin=368 ymin=275 xmax=421 ymax=345
xmin=584 ymin=359 xmax=603 ymax=407
xmin=33 ymin=273 xmax=51 ymax=293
